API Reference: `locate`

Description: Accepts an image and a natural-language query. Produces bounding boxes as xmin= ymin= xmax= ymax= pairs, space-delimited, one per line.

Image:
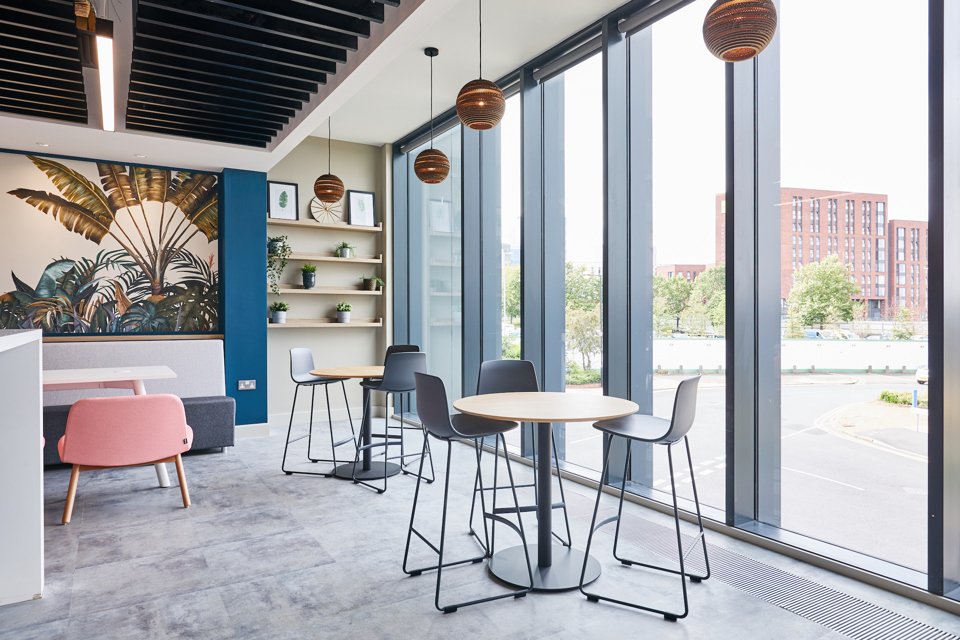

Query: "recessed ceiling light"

xmin=36 ymin=142 xmax=49 ymax=147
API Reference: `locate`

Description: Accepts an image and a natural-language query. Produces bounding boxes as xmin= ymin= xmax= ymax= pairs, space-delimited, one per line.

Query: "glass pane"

xmin=409 ymin=126 xmax=463 ymax=404
xmin=777 ymin=0 xmax=927 ymax=571
xmin=500 ymin=94 xmax=522 ymax=361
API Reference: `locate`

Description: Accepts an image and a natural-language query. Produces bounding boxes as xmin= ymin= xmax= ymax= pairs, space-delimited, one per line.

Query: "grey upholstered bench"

xmin=42 ymin=339 xmax=235 ymax=465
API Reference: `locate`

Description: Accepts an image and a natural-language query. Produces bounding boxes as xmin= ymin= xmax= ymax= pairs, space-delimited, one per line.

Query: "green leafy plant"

xmin=373 ymin=276 xmax=385 ymax=287
xmin=336 ymin=302 xmax=352 ymax=312
xmin=270 ymin=301 xmax=289 ymax=312
xmin=301 ymin=263 xmax=317 ymax=274
xmin=335 ymin=241 xmax=354 ymax=252
xmin=880 ymin=390 xmax=927 ymax=408
xmin=267 ymin=235 xmax=291 ymax=295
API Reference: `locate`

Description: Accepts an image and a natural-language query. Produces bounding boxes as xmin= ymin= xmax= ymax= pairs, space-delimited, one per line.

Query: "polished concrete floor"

xmin=3 ymin=422 xmax=959 ymax=640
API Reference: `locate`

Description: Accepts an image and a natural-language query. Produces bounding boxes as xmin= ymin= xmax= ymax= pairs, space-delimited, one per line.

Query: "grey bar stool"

xmin=403 ymin=372 xmax=533 ymax=614
xmin=579 ymin=376 xmax=710 ymax=621
xmin=351 ymin=351 xmax=427 ymax=493
xmin=378 ymin=345 xmax=435 ymax=483
xmin=468 ymin=359 xmax=573 ymax=555
xmin=281 ymin=348 xmax=356 ymax=477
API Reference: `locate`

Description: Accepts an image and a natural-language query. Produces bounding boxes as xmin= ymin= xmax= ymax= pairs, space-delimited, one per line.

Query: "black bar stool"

xmin=281 ymin=348 xmax=356 ymax=477
xmin=468 ymin=359 xmax=573 ymax=555
xmin=579 ymin=376 xmax=711 ymax=621
xmin=351 ymin=351 xmax=427 ymax=493
xmin=378 ymin=345 xmax=435 ymax=483
xmin=403 ymin=372 xmax=534 ymax=614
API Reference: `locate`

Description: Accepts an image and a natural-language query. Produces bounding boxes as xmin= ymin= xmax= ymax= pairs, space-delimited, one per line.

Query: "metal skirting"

xmin=616 ymin=511 xmax=959 ymax=640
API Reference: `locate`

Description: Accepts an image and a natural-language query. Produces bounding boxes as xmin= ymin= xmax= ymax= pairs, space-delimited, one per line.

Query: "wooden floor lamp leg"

xmin=174 ymin=454 xmax=190 ymax=508
xmin=62 ymin=465 xmax=80 ymax=525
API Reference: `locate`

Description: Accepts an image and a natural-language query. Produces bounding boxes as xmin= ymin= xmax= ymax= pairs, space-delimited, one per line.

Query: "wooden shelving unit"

xmin=267 ymin=219 xmax=382 ymax=233
xmin=268 ymin=318 xmax=383 ymax=329
xmin=285 ymin=253 xmax=383 ymax=264
xmin=270 ymin=287 xmax=382 ymax=296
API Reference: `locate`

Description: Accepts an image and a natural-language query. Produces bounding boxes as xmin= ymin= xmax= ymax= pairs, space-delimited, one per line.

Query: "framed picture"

xmin=268 ymin=181 xmax=299 ymax=220
xmin=347 ymin=190 xmax=376 ymax=227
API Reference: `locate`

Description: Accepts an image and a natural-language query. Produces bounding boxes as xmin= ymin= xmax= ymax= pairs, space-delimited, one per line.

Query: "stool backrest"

xmin=666 ymin=376 xmax=701 ymax=442
xmin=477 ymin=359 xmax=539 ymax=394
xmin=380 ymin=351 xmax=427 ymax=392
xmin=414 ymin=372 xmax=457 ymax=439
xmin=289 ymin=348 xmax=316 ymax=383
xmin=384 ymin=344 xmax=419 ymax=365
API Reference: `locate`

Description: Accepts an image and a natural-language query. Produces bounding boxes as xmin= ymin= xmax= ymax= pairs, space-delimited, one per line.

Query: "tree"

xmin=787 ymin=255 xmax=859 ymax=328
xmin=892 ymin=306 xmax=915 ymax=340
xmin=566 ymin=304 xmax=602 ymax=369
xmin=684 ymin=265 xmax=725 ymax=336
xmin=654 ymin=274 xmax=693 ymax=332
xmin=565 ymin=263 xmax=602 ymax=312
xmin=503 ymin=265 xmax=521 ymax=322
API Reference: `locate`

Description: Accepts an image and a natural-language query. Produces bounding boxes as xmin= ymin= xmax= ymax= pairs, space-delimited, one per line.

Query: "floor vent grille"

xmin=618 ymin=512 xmax=957 ymax=640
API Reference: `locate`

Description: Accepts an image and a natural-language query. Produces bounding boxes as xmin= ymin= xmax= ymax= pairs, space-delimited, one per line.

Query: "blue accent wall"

xmin=222 ymin=169 xmax=267 ymax=425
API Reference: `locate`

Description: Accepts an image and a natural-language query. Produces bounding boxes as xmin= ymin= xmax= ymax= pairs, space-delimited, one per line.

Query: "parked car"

xmin=916 ymin=365 xmax=929 ymax=385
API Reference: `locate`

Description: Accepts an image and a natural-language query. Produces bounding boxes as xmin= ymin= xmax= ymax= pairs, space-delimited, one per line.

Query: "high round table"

xmin=310 ymin=365 xmax=397 ymax=481
xmin=453 ymin=391 xmax=638 ymax=592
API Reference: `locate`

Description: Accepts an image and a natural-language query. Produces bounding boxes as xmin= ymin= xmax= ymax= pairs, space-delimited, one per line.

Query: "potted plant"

xmin=336 ymin=301 xmax=352 ymax=323
xmin=269 ymin=301 xmax=289 ymax=324
xmin=334 ymin=241 xmax=354 ymax=258
xmin=361 ymin=275 xmax=385 ymax=291
xmin=267 ymin=236 xmax=292 ymax=295
xmin=301 ymin=263 xmax=317 ymax=289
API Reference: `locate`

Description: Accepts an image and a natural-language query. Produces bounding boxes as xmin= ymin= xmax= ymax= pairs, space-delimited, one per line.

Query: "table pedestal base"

xmin=488 ymin=544 xmax=601 ymax=592
xmin=332 ymin=461 xmax=401 ymax=481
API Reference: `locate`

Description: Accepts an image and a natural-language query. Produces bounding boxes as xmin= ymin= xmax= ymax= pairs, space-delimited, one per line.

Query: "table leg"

xmin=332 ymin=379 xmax=400 ymax=481
xmin=487 ymin=421 xmax=601 ymax=591
xmin=132 ymin=379 xmax=171 ymax=489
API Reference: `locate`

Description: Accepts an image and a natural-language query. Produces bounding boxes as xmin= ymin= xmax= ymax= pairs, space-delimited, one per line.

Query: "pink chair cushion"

xmin=59 ymin=394 xmax=194 ymax=467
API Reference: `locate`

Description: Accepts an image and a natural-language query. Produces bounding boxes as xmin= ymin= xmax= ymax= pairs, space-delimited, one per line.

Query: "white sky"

xmin=499 ymin=0 xmax=929 ymax=267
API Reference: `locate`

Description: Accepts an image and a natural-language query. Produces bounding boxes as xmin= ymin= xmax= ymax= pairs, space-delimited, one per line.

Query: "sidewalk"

xmin=816 ymin=400 xmax=928 ymax=462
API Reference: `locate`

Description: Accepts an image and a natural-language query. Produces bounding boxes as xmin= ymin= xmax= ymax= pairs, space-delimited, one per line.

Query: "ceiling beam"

xmin=131 ymin=57 xmax=319 ymax=95
xmin=125 ymin=110 xmax=279 ymax=137
xmin=130 ymin=64 xmax=313 ymax=103
xmin=290 ymin=0 xmax=385 ymax=24
xmin=125 ymin=121 xmax=271 ymax=147
xmin=126 ymin=95 xmax=290 ymax=127
xmin=204 ymin=0 xmax=371 ymax=38
xmin=127 ymin=88 xmax=296 ymax=119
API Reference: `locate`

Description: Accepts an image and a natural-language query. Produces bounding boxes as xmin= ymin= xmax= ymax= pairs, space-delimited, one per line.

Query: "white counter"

xmin=0 ymin=330 xmax=44 ymax=606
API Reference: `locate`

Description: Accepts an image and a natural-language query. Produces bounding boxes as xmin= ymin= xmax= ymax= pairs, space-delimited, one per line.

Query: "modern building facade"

xmin=715 ymin=189 xmax=929 ymax=318
xmin=655 ymin=264 xmax=706 ymax=281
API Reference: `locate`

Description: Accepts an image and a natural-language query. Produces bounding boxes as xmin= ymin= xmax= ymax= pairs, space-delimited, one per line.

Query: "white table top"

xmin=42 ymin=365 xmax=177 ymax=386
xmin=310 ymin=365 xmax=384 ymax=379
xmin=453 ymin=391 xmax=639 ymax=424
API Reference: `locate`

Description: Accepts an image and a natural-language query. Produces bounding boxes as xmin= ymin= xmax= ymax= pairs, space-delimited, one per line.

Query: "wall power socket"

xmin=238 ymin=380 xmax=256 ymax=391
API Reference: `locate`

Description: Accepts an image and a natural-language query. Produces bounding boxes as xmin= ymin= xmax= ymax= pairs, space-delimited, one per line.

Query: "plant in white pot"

xmin=269 ymin=301 xmax=289 ymax=324
xmin=334 ymin=241 xmax=354 ymax=258
xmin=336 ymin=301 xmax=352 ymax=323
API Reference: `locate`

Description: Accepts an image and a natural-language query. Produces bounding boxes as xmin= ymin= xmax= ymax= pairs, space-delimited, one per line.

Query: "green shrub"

xmin=880 ymin=390 xmax=928 ymax=408
xmin=566 ymin=362 xmax=601 ymax=386
xmin=501 ymin=336 xmax=521 ymax=360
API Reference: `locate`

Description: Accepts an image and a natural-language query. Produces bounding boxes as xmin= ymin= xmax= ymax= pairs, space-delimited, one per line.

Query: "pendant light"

xmin=314 ymin=118 xmax=344 ymax=203
xmin=415 ymin=47 xmax=450 ymax=185
xmin=703 ymin=0 xmax=778 ymax=63
xmin=455 ymin=0 xmax=504 ymax=130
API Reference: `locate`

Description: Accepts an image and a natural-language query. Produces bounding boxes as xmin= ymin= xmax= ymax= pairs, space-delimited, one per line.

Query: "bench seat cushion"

xmin=43 ymin=396 xmax=235 ymax=466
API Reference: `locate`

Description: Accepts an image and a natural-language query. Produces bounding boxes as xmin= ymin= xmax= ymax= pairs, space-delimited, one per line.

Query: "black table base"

xmin=488 ymin=544 xmax=601 ymax=592
xmin=333 ymin=461 xmax=401 ymax=481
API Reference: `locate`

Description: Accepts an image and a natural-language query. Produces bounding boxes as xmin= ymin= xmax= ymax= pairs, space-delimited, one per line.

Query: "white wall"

xmin=266 ymin=139 xmax=392 ymax=425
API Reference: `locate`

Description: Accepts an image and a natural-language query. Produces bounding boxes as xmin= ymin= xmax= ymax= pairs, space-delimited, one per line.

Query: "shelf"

xmin=268 ymin=318 xmax=383 ymax=329
xmin=267 ymin=219 xmax=382 ymax=233
xmin=282 ymin=253 xmax=383 ymax=264
xmin=269 ymin=287 xmax=382 ymax=296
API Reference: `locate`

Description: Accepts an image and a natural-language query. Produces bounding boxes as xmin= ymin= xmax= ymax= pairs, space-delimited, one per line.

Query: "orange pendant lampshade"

xmin=703 ymin=0 xmax=778 ymax=63
xmin=314 ymin=118 xmax=344 ymax=203
xmin=455 ymin=0 xmax=504 ymax=130
xmin=415 ymin=47 xmax=450 ymax=184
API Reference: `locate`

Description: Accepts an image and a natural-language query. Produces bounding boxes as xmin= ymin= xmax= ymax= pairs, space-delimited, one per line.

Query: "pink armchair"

xmin=58 ymin=394 xmax=194 ymax=524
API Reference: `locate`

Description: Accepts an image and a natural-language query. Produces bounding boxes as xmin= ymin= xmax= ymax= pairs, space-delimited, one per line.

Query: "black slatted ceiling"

xmin=0 ymin=0 xmax=88 ymax=124
xmin=128 ymin=0 xmax=400 ymax=147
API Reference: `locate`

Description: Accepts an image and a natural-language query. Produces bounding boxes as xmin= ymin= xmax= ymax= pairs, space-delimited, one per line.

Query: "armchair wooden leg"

xmin=174 ymin=454 xmax=190 ymax=508
xmin=62 ymin=465 xmax=80 ymax=525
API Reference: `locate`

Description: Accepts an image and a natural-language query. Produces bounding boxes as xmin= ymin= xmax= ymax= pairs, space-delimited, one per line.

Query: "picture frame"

xmin=268 ymin=181 xmax=299 ymax=220
xmin=347 ymin=190 xmax=376 ymax=227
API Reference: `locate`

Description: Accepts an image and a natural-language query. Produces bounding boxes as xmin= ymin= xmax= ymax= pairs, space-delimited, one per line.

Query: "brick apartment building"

xmin=655 ymin=264 xmax=706 ymax=281
xmin=714 ymin=188 xmax=928 ymax=319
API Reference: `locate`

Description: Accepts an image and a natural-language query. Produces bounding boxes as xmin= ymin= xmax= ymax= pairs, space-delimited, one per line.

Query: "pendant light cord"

xmin=478 ymin=0 xmax=483 ymax=78
xmin=327 ymin=118 xmax=332 ymax=173
xmin=429 ymin=54 xmax=435 ymax=149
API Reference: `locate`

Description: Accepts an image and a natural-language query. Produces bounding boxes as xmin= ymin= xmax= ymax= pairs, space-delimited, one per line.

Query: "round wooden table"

xmin=453 ymin=391 xmax=638 ymax=592
xmin=310 ymin=366 xmax=393 ymax=481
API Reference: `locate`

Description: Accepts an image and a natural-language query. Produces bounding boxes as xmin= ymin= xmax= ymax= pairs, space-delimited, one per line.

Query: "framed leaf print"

xmin=268 ymin=181 xmax=298 ymax=220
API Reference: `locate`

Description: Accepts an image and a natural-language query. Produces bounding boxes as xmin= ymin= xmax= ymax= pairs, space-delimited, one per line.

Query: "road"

xmin=546 ymin=373 xmax=927 ymax=572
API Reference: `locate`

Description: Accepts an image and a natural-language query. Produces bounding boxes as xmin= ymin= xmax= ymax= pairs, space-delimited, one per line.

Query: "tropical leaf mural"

xmin=1 ymin=154 xmax=219 ymax=335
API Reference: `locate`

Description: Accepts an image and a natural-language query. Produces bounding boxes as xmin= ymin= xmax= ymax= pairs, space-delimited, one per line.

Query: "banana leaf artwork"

xmin=1 ymin=155 xmax=220 ymax=335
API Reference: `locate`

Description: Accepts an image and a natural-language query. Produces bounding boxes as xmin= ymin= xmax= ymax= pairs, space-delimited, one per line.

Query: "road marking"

xmin=782 ymin=425 xmax=823 ymax=440
xmin=783 ymin=466 xmax=865 ymax=491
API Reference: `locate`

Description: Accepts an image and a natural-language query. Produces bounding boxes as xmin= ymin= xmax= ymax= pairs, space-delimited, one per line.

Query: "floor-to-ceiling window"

xmin=774 ymin=0 xmax=928 ymax=571
xmin=500 ymin=94 xmax=522 ymax=362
